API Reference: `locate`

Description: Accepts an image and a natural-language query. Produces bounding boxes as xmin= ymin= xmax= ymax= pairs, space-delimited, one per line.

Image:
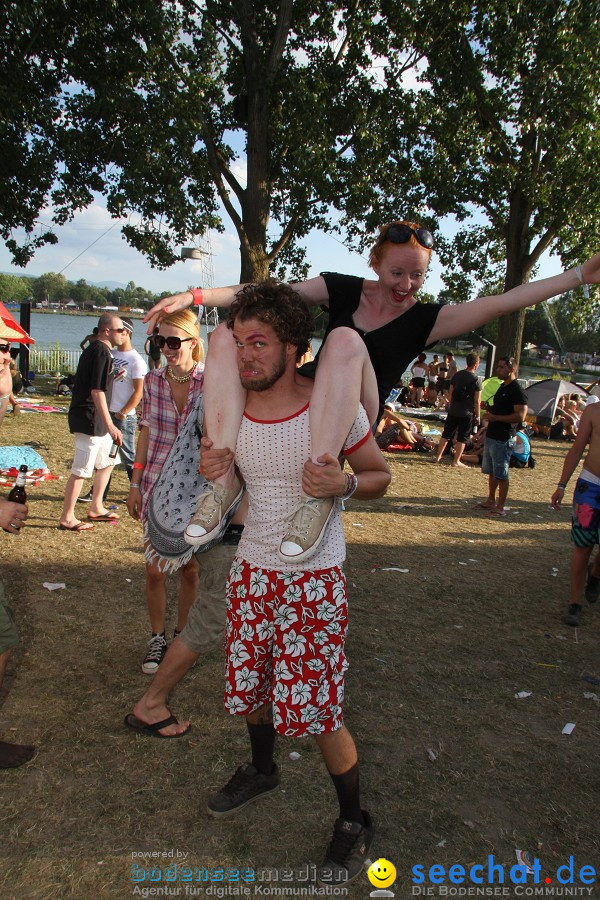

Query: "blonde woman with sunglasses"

xmin=126 ymin=310 xmax=205 ymax=675
xmin=146 ymin=222 xmax=600 ymax=563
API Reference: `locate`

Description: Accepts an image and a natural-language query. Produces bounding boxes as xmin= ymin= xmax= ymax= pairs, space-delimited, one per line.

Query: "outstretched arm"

xmin=143 ymin=277 xmax=331 ymax=332
xmin=428 ymin=253 xmax=600 ymax=344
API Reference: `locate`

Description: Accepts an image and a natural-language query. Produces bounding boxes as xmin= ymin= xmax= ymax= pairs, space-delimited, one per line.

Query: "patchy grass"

xmin=0 ymin=406 xmax=599 ymax=899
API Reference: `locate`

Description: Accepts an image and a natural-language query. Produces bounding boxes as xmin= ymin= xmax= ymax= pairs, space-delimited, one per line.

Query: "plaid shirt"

xmin=139 ymin=364 xmax=204 ymax=520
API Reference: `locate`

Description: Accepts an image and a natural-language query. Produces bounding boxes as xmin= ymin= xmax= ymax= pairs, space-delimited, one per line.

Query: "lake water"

xmin=18 ymin=311 xmax=594 ymax=385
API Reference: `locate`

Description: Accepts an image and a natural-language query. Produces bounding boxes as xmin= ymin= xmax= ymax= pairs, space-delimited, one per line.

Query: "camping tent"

xmin=525 ymin=379 xmax=588 ymax=428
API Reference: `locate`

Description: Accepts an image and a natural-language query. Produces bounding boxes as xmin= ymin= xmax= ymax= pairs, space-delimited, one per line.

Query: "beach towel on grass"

xmin=0 ymin=445 xmax=57 ymax=487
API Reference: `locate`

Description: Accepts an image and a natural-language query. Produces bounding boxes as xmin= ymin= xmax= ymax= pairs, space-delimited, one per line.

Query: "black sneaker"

xmin=585 ymin=574 xmax=600 ymax=603
xmin=78 ymin=490 xmax=93 ymax=503
xmin=563 ymin=604 xmax=582 ymax=627
xmin=141 ymin=633 xmax=167 ymax=674
xmin=207 ymin=762 xmax=279 ymax=817
xmin=317 ymin=809 xmax=374 ymax=887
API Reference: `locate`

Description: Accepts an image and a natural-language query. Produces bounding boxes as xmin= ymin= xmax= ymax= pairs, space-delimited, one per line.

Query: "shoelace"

xmin=285 ymin=498 xmax=326 ymax=541
xmin=193 ymin=485 xmax=226 ymax=526
xmin=145 ymin=635 xmax=166 ymax=661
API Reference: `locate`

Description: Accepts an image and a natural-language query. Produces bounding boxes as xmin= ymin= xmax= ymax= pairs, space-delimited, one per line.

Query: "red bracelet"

xmin=190 ymin=288 xmax=203 ymax=306
xmin=132 ymin=462 xmax=145 ymax=471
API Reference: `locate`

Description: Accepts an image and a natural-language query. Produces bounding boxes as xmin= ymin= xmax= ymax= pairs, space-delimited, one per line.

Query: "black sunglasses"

xmin=156 ymin=335 xmax=194 ymax=350
xmin=0 ymin=343 xmax=11 ymax=353
xmin=110 ymin=327 xmax=127 ymax=333
xmin=383 ymin=224 xmax=434 ymax=250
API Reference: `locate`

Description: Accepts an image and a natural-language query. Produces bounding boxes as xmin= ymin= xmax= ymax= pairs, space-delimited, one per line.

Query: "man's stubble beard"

xmin=239 ymin=349 xmax=287 ymax=392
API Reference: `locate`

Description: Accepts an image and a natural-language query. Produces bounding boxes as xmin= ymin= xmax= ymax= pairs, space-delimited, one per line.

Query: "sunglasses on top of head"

xmin=0 ymin=343 xmax=11 ymax=353
xmin=383 ymin=224 xmax=434 ymax=250
xmin=156 ymin=335 xmax=194 ymax=350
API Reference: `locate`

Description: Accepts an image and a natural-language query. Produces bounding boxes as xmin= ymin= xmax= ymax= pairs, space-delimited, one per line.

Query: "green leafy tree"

xmin=0 ymin=273 xmax=33 ymax=302
xmin=414 ymin=0 xmax=600 ymax=364
xmin=32 ymin=272 xmax=68 ymax=302
xmin=0 ymin=0 xmax=450 ymax=281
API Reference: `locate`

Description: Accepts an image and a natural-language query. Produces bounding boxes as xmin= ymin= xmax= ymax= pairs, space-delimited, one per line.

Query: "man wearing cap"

xmin=58 ymin=313 xmax=125 ymax=531
xmin=0 ymin=326 xmax=35 ymax=767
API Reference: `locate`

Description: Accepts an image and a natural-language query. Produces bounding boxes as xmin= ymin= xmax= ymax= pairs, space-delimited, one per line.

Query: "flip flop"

xmin=58 ymin=521 xmax=95 ymax=532
xmin=87 ymin=513 xmax=119 ymax=522
xmin=473 ymin=502 xmax=494 ymax=510
xmin=123 ymin=713 xmax=191 ymax=739
xmin=488 ymin=508 xmax=508 ymax=517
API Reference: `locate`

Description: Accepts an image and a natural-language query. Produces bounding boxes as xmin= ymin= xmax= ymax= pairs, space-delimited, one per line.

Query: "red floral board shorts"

xmin=224 ymin=559 xmax=349 ymax=737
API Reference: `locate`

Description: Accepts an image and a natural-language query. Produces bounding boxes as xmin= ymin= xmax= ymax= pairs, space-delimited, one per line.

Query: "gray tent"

xmin=525 ymin=379 xmax=589 ymax=428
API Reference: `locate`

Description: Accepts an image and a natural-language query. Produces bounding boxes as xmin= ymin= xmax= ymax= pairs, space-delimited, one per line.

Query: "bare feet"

xmin=131 ymin=696 xmax=190 ymax=737
xmin=451 ymin=461 xmax=468 ymax=468
xmin=0 ymin=739 xmax=36 ymax=768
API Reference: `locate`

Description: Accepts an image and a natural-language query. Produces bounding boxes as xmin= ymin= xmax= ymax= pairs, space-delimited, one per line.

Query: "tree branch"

xmin=267 ymin=0 xmax=294 ymax=78
xmin=266 ymin=212 xmax=301 ymax=262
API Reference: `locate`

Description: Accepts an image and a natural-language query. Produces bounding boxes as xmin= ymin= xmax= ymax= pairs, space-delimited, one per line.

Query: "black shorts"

xmin=412 ymin=377 xmax=425 ymax=388
xmin=442 ymin=413 xmax=473 ymax=444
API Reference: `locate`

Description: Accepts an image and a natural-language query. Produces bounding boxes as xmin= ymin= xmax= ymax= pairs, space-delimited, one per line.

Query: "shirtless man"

xmin=551 ymin=401 xmax=600 ymax=626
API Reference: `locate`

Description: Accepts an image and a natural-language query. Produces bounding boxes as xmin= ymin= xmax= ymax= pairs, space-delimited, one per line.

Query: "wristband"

xmin=575 ymin=265 xmax=584 ymax=285
xmin=190 ymin=288 xmax=204 ymax=306
xmin=132 ymin=462 xmax=145 ymax=471
xmin=340 ymin=472 xmax=358 ymax=501
xmin=557 ymin=482 xmax=567 ymax=490
xmin=130 ymin=483 xmax=141 ymax=489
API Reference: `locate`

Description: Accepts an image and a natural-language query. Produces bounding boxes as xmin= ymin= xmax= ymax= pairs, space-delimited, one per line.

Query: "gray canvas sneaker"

xmin=278 ymin=496 xmax=335 ymax=563
xmin=184 ymin=477 xmax=244 ymax=548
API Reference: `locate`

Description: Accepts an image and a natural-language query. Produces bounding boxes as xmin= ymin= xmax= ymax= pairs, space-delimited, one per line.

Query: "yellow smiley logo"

xmin=367 ymin=858 xmax=397 ymax=889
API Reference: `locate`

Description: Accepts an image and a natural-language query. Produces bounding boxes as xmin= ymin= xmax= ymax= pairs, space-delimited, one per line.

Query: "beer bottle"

xmin=8 ymin=465 xmax=27 ymax=504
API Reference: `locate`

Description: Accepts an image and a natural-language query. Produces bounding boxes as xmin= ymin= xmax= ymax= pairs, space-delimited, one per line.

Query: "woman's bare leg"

xmin=279 ymin=328 xmax=378 ymax=563
xmin=203 ymin=322 xmax=246 ymax=487
xmin=309 ymin=328 xmax=379 ymax=460
xmin=184 ymin=323 xmax=246 ymax=547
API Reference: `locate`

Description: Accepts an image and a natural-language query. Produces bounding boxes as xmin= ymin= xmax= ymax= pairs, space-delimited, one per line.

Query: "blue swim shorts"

xmin=571 ymin=477 xmax=600 ymax=548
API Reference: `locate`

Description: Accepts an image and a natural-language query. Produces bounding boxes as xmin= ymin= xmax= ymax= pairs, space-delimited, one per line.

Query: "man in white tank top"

xmin=200 ymin=281 xmax=390 ymax=887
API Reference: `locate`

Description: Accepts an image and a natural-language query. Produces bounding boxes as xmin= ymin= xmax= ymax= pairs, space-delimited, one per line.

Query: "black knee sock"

xmin=329 ymin=763 xmax=364 ymax=825
xmin=247 ymin=722 xmax=276 ymax=776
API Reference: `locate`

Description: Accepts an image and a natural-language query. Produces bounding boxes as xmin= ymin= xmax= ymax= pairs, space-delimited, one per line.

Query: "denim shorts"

xmin=481 ymin=436 xmax=516 ymax=481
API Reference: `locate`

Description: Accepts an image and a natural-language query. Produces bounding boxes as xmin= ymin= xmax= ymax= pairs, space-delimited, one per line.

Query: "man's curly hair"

xmin=227 ymin=279 xmax=313 ymax=360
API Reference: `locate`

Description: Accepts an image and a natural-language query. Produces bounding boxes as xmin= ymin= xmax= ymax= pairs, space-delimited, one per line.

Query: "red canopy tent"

xmin=0 ymin=302 xmax=34 ymax=344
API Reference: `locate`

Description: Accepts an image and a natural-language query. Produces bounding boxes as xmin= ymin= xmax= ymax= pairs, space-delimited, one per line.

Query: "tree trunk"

xmin=496 ymin=187 xmax=535 ymax=369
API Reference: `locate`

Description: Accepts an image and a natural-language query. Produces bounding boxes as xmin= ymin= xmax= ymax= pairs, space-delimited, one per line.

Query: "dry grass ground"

xmin=0 ymin=404 xmax=599 ymax=900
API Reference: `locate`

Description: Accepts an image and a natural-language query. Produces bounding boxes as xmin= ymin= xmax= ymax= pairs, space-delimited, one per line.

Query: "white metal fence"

xmin=29 ymin=349 xmax=81 ymax=374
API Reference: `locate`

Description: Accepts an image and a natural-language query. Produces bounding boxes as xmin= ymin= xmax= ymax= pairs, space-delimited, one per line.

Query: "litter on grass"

xmin=561 ymin=723 xmax=576 ymax=735
xmin=583 ymin=691 xmax=599 ymax=702
xmin=289 ymin=752 xmax=301 ymax=761
xmin=43 ymin=582 xmax=66 ymax=591
xmin=515 ymin=691 xmax=532 ymax=699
